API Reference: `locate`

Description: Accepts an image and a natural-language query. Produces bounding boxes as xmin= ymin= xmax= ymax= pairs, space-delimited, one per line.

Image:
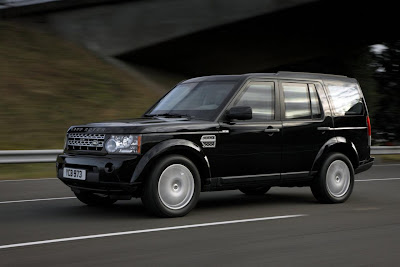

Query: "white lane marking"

xmin=0 ymin=214 xmax=306 ymax=250
xmin=355 ymin=177 xmax=400 ymax=182
xmin=1 ymin=177 xmax=400 ymax=204
xmin=0 ymin=176 xmax=397 ymax=205
xmin=0 ymin=178 xmax=57 ymax=182
xmin=0 ymin=197 xmax=75 ymax=205
xmin=353 ymin=207 xmax=380 ymax=211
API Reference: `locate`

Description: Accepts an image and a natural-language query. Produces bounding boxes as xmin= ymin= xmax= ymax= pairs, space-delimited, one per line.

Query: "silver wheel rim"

xmin=158 ymin=164 xmax=194 ymax=210
xmin=326 ymin=160 xmax=351 ymax=198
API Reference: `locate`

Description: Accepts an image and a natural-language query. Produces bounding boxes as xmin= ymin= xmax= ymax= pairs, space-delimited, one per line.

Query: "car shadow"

xmin=49 ymin=190 xmax=317 ymax=220
xmin=196 ymin=191 xmax=317 ymax=210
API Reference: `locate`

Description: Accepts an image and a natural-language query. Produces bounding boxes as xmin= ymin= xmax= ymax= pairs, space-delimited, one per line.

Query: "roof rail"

xmin=277 ymin=71 xmax=348 ymax=78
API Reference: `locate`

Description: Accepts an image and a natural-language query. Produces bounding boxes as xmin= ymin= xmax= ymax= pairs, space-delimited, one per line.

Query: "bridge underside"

xmin=10 ymin=0 xmax=397 ymax=78
xmin=118 ymin=0 xmax=397 ymax=77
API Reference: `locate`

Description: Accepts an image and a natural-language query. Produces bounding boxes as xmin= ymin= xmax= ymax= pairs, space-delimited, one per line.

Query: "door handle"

xmin=264 ymin=128 xmax=280 ymax=133
xmin=264 ymin=128 xmax=279 ymax=136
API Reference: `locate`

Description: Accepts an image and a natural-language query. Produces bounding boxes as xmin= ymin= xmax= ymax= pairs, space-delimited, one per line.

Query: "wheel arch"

xmin=130 ymin=139 xmax=211 ymax=186
xmin=311 ymin=137 xmax=359 ymax=175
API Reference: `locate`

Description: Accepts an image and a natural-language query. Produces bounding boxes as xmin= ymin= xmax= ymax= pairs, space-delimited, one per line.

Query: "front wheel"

xmin=74 ymin=191 xmax=117 ymax=206
xmin=141 ymin=155 xmax=201 ymax=217
xmin=311 ymin=153 xmax=354 ymax=203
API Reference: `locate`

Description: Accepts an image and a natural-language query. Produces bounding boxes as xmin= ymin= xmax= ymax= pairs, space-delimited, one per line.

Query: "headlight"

xmin=105 ymin=135 xmax=141 ymax=154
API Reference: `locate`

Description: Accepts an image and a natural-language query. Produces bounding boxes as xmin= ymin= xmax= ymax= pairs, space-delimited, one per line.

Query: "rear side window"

xmin=283 ymin=83 xmax=311 ymax=119
xmin=326 ymin=83 xmax=364 ymax=116
xmin=309 ymin=84 xmax=322 ymax=119
xmin=282 ymin=83 xmax=323 ymax=120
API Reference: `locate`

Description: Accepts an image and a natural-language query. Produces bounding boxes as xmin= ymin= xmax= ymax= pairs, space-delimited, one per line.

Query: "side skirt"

xmin=203 ymin=171 xmax=316 ymax=191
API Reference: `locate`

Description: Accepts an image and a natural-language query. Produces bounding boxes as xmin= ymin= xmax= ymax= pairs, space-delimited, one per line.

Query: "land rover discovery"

xmin=57 ymin=72 xmax=374 ymax=217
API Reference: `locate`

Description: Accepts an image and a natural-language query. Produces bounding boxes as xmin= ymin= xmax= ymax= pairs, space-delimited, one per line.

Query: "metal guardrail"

xmin=0 ymin=147 xmax=399 ymax=164
xmin=370 ymin=146 xmax=400 ymax=155
xmin=0 ymin=149 xmax=63 ymax=164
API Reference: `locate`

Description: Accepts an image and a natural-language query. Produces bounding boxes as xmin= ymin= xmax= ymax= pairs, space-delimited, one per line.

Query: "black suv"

xmin=57 ymin=72 xmax=374 ymax=217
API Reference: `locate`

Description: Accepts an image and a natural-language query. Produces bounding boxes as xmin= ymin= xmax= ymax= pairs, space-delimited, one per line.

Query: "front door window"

xmin=233 ymin=82 xmax=275 ymax=121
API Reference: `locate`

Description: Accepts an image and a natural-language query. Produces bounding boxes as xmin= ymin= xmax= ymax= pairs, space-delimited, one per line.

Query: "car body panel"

xmin=57 ymin=72 xmax=374 ymax=197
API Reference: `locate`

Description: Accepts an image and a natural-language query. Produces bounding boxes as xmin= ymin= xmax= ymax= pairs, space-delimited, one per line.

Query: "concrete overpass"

xmin=2 ymin=0 xmax=319 ymax=56
xmin=1 ymin=0 xmax=398 ymax=77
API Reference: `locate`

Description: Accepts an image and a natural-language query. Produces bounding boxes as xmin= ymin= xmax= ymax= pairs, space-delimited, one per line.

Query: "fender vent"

xmin=200 ymin=135 xmax=216 ymax=148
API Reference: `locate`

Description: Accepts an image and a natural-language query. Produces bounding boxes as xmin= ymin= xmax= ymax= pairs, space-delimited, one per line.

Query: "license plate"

xmin=63 ymin=168 xmax=86 ymax=180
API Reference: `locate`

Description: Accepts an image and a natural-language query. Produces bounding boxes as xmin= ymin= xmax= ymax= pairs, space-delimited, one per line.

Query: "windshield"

xmin=145 ymin=81 xmax=238 ymax=120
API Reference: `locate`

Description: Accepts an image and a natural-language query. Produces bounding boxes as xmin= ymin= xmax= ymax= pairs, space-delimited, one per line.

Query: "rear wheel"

xmin=311 ymin=153 xmax=354 ymax=203
xmin=74 ymin=191 xmax=117 ymax=206
xmin=141 ymin=155 xmax=201 ymax=217
xmin=239 ymin=186 xmax=271 ymax=195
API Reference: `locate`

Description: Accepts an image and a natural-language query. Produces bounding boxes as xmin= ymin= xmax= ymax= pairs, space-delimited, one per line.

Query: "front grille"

xmin=67 ymin=133 xmax=105 ymax=152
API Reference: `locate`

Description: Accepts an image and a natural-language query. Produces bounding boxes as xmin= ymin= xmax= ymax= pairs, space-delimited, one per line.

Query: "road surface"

xmin=1 ymin=164 xmax=399 ymax=266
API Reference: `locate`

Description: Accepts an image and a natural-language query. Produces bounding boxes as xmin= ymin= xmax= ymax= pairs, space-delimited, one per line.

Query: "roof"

xmin=182 ymin=71 xmax=356 ymax=84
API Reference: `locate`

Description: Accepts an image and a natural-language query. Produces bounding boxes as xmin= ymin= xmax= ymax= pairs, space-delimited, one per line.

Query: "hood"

xmin=67 ymin=117 xmax=219 ymax=134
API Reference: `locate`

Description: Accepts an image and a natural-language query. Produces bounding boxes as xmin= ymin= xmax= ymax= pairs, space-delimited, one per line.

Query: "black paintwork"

xmin=56 ymin=72 xmax=374 ymax=198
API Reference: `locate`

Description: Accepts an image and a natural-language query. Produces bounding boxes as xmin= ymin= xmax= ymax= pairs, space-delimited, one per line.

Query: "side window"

xmin=326 ymin=82 xmax=364 ymax=116
xmin=233 ymin=82 xmax=274 ymax=121
xmin=283 ymin=83 xmax=311 ymax=119
xmin=309 ymin=84 xmax=322 ymax=119
xmin=283 ymin=83 xmax=323 ymax=120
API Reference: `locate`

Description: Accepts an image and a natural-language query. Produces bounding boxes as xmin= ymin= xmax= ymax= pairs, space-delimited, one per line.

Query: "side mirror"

xmin=226 ymin=106 xmax=252 ymax=120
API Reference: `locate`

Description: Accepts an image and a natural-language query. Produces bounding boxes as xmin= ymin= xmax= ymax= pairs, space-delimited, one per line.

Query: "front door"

xmin=214 ymin=80 xmax=282 ymax=183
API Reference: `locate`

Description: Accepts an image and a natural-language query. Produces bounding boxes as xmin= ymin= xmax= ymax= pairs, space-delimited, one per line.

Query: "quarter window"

xmin=233 ymin=82 xmax=274 ymax=121
xmin=326 ymin=83 xmax=363 ymax=116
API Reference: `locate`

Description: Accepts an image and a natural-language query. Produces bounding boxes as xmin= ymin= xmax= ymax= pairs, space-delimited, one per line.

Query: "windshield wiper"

xmin=144 ymin=113 xmax=193 ymax=119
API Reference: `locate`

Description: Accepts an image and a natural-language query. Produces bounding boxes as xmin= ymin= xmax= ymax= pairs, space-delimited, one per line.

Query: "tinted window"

xmin=234 ymin=82 xmax=274 ymax=121
xmin=147 ymin=81 xmax=237 ymax=120
xmin=309 ymin=84 xmax=322 ymax=119
xmin=326 ymin=83 xmax=363 ymax=116
xmin=283 ymin=83 xmax=311 ymax=119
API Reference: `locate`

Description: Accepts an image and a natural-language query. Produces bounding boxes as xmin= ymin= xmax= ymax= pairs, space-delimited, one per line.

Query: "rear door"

xmin=280 ymin=80 xmax=334 ymax=181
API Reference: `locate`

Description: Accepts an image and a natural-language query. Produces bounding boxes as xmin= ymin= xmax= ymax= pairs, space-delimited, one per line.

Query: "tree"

xmin=370 ymin=41 xmax=400 ymax=142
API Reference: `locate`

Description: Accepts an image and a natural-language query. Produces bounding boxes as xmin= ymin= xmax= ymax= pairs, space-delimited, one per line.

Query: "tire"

xmin=141 ymin=155 xmax=201 ymax=217
xmin=311 ymin=153 xmax=354 ymax=203
xmin=239 ymin=186 xmax=271 ymax=195
xmin=74 ymin=191 xmax=117 ymax=206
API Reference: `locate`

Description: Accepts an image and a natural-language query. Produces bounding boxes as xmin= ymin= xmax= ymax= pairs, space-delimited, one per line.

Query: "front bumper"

xmin=56 ymin=153 xmax=142 ymax=196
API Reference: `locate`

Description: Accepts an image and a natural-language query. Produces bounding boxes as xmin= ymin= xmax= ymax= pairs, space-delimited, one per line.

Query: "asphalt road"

xmin=1 ymin=164 xmax=400 ymax=266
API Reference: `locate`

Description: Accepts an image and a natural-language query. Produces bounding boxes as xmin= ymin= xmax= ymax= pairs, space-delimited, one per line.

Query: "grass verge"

xmin=0 ymin=163 xmax=55 ymax=180
xmin=374 ymin=154 xmax=400 ymax=164
xmin=0 ymin=21 xmax=165 ymax=179
xmin=0 ymin=21 xmax=161 ymax=151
